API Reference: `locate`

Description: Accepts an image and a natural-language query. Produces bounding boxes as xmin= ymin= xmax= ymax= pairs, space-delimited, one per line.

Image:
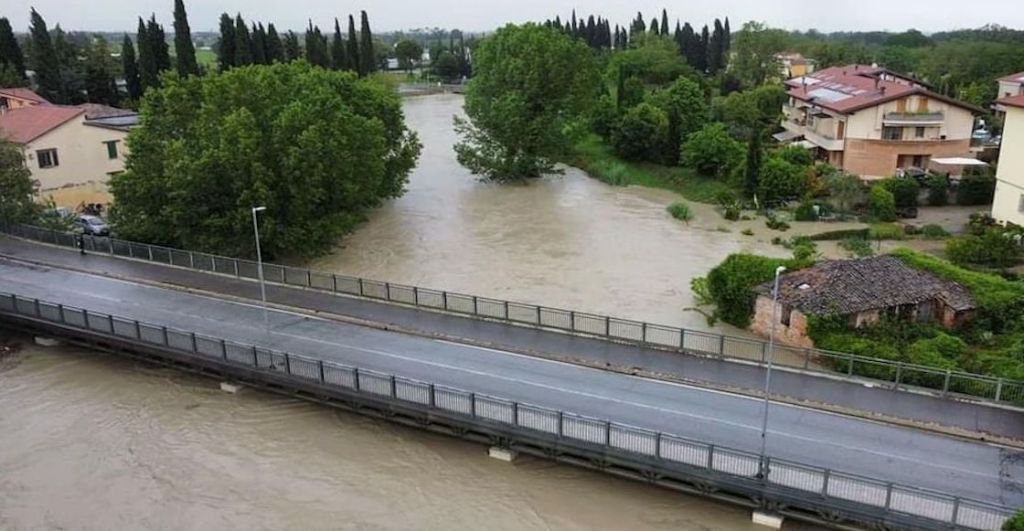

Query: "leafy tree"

xmin=250 ymin=23 xmax=267 ymax=65
xmin=775 ymin=145 xmax=814 ymax=167
xmin=330 ymin=19 xmax=349 ymax=70
xmin=881 ymin=177 xmax=920 ymax=208
xmin=681 ymin=122 xmax=744 ymax=178
xmin=148 ymin=16 xmax=172 ymax=74
xmin=283 ymin=31 xmax=301 ymax=62
xmin=84 ymin=37 xmax=118 ymax=105
xmin=217 ymin=13 xmax=235 ymax=71
xmin=52 ymin=26 xmax=84 ymax=104
xmin=732 ymin=21 xmax=789 ymax=86
xmin=869 ymin=184 xmax=897 ymax=221
xmin=824 ymin=172 xmax=865 ymax=213
xmin=173 ymin=0 xmax=199 ymax=76
xmin=432 ymin=52 xmax=460 ymax=80
xmin=744 ymin=132 xmax=763 ymax=197
xmin=122 ymin=36 xmax=142 ymax=101
xmin=0 ymin=18 xmax=27 ymax=83
xmin=758 ymin=156 xmax=809 ymax=201
xmin=611 ymin=102 xmax=668 ymax=161
xmin=946 ymin=230 xmax=1022 ymax=269
xmin=137 ymin=18 xmax=161 ymax=91
xmin=606 ymin=35 xmax=691 ymax=86
xmin=233 ymin=15 xmax=252 ymax=66
xmin=0 ymin=140 xmax=38 ymax=224
xmin=359 ymin=11 xmax=376 ymax=76
xmin=1002 ymin=509 xmax=1024 ymax=531
xmin=395 ymin=39 xmax=423 ymax=71
xmin=454 ymin=24 xmax=599 ymax=181
xmin=589 ymin=94 xmax=619 ymax=139
xmin=957 ymin=173 xmax=996 ymax=205
xmin=109 ymin=62 xmax=421 ymax=259
xmin=266 ymin=23 xmax=284 ymax=63
xmin=706 ymin=253 xmax=799 ymax=327
xmin=647 ymin=76 xmax=710 ymax=162
xmin=28 ymin=9 xmax=63 ymax=103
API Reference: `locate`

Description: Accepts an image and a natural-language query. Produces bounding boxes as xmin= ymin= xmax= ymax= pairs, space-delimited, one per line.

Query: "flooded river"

xmin=0 ymin=340 xmax=818 ymax=530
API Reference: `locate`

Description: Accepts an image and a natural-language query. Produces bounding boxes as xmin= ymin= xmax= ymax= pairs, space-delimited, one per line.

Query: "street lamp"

xmin=251 ymin=206 xmax=268 ymax=331
xmin=758 ymin=265 xmax=786 ymax=478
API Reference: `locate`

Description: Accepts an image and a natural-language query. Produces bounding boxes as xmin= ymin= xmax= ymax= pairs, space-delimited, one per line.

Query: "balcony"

xmin=883 ymin=112 xmax=945 ymax=126
xmin=781 ymin=119 xmax=845 ymax=151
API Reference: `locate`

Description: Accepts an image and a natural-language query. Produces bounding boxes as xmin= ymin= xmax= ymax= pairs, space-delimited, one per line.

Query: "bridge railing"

xmin=0 ymin=289 xmax=1012 ymax=530
xmin=3 ymin=222 xmax=1023 ymax=407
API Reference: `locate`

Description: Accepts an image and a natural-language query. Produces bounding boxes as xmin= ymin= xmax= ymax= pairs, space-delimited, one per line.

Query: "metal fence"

xmin=3 ymin=222 xmax=1023 ymax=407
xmin=0 ymin=290 xmax=1012 ymax=531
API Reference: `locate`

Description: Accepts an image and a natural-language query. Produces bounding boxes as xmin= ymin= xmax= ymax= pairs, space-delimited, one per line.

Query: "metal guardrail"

xmin=2 ymin=222 xmax=1023 ymax=407
xmin=0 ymin=290 xmax=1013 ymax=530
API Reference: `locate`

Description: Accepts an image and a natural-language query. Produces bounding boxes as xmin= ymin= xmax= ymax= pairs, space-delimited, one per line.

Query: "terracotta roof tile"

xmin=998 ymin=71 xmax=1024 ymax=84
xmin=785 ymin=64 xmax=978 ymax=114
xmin=0 ymin=105 xmax=85 ymax=144
xmin=998 ymin=93 xmax=1024 ymax=109
xmin=0 ymin=87 xmax=50 ymax=105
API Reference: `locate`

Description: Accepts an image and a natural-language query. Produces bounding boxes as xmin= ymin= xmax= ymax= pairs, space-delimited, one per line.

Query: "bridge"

xmin=0 ymin=224 xmax=1021 ymax=530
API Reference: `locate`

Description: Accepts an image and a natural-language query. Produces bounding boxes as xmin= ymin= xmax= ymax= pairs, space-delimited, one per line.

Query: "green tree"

xmin=283 ymin=31 xmax=301 ymax=62
xmin=824 ymin=172 xmax=864 ymax=213
xmin=52 ymin=26 xmax=83 ymax=104
xmin=0 ymin=18 xmax=27 ymax=83
xmin=606 ymin=35 xmax=691 ymax=86
xmin=359 ymin=11 xmax=376 ymax=75
xmin=647 ymin=76 xmax=710 ymax=163
xmin=869 ymin=184 xmax=897 ymax=221
xmin=0 ymin=140 xmax=38 ymax=224
xmin=1002 ymin=509 xmax=1024 ymax=531
xmin=330 ymin=18 xmax=349 ymax=70
xmin=346 ymin=15 xmax=359 ymax=74
xmin=28 ymin=9 xmax=63 ymax=103
xmin=681 ymin=122 xmax=744 ymax=178
xmin=432 ymin=51 xmax=460 ymax=79
xmin=731 ymin=21 xmax=789 ymax=86
xmin=611 ymin=102 xmax=668 ymax=161
xmin=757 ymin=155 xmax=809 ymax=201
xmin=109 ymin=62 xmax=421 ymax=258
xmin=454 ymin=24 xmax=599 ymax=181
xmin=84 ymin=37 xmax=118 ymax=105
xmin=233 ymin=15 xmax=252 ymax=66
xmin=744 ymin=132 xmax=763 ymax=197
xmin=148 ymin=16 xmax=172 ymax=74
xmin=250 ymin=23 xmax=267 ymax=65
xmin=216 ymin=13 xmax=235 ymax=71
xmin=395 ymin=39 xmax=423 ymax=71
xmin=173 ymin=0 xmax=199 ymax=76
xmin=266 ymin=24 xmax=284 ymax=63
xmin=122 ymin=36 xmax=142 ymax=101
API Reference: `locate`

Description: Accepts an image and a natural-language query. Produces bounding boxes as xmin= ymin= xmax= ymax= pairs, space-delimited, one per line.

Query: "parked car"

xmin=896 ymin=166 xmax=929 ymax=184
xmin=76 ymin=215 xmax=110 ymax=236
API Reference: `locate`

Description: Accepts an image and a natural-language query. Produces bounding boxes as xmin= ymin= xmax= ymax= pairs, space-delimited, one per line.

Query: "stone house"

xmin=749 ymin=255 xmax=976 ymax=348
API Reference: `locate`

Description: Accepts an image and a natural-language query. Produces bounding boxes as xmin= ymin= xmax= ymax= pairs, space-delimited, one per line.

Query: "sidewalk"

xmin=2 ymin=234 xmax=1022 ymax=443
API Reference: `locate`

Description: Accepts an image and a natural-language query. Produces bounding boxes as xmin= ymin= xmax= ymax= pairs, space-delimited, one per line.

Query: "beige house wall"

xmin=843 ymin=138 xmax=971 ymax=180
xmin=992 ymin=106 xmax=1024 ymax=226
xmin=22 ymin=116 xmax=129 ymax=208
xmin=844 ymin=96 xmax=974 ymax=141
xmin=999 ymin=80 xmax=1024 ymax=100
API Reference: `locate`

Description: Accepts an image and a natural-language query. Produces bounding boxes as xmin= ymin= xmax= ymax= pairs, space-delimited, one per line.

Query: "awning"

xmin=772 ymin=130 xmax=803 ymax=142
xmin=793 ymin=140 xmax=817 ymax=149
xmin=930 ymin=157 xmax=988 ymax=166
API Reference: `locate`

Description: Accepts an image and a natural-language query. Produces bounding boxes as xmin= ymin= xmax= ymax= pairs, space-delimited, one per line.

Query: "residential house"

xmin=0 ymin=87 xmax=49 ymax=110
xmin=750 ymin=255 xmax=975 ymax=348
xmin=991 ymin=93 xmax=1024 ymax=226
xmin=997 ymin=71 xmax=1024 ymax=101
xmin=777 ymin=53 xmax=815 ymax=78
xmin=0 ymin=103 xmax=139 ymax=208
xmin=779 ymin=65 xmax=981 ymax=180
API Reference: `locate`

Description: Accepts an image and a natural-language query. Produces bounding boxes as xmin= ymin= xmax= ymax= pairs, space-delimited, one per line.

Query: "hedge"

xmin=705 ymin=254 xmax=803 ymax=328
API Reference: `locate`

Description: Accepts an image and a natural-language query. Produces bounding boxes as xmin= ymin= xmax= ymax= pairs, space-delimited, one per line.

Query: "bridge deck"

xmin=0 ymin=259 xmax=1021 ymax=508
xmin=1 ymin=234 xmax=1022 ymax=444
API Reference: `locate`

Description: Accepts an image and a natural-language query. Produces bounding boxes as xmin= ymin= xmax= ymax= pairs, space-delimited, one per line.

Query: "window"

xmin=1019 ymin=194 xmax=1024 ymax=213
xmin=104 ymin=140 xmax=119 ymax=159
xmin=36 ymin=148 xmax=59 ymax=168
xmin=883 ymin=126 xmax=903 ymax=140
xmin=912 ymin=155 xmax=925 ymax=167
xmin=915 ymin=127 xmax=925 ymax=138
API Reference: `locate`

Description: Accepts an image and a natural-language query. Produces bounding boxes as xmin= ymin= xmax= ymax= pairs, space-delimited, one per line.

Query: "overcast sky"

xmin=5 ymin=0 xmax=1023 ymax=34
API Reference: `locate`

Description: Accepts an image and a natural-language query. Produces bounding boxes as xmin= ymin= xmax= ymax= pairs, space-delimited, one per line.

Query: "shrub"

xmin=968 ymin=212 xmax=998 ymax=235
xmin=1003 ymin=510 xmax=1024 ymax=531
xmin=774 ymin=145 xmax=814 ymax=167
xmin=868 ymin=185 xmax=897 ymax=222
xmin=921 ymin=224 xmax=949 ymax=239
xmin=590 ymin=94 xmax=620 ymax=139
xmin=705 ymin=254 xmax=799 ymax=327
xmin=681 ymin=122 xmax=745 ymax=179
xmin=868 ymin=223 xmax=904 ymax=240
xmin=667 ymin=201 xmax=694 ymax=223
xmin=881 ymin=177 xmax=920 ymax=208
xmin=587 ymin=159 xmax=630 ymax=186
xmin=793 ymin=200 xmax=818 ymax=221
xmin=809 ymin=228 xmax=870 ymax=241
xmin=946 ymin=230 xmax=1022 ymax=269
xmin=824 ymin=172 xmax=865 ymax=213
xmin=926 ymin=174 xmax=950 ymax=206
xmin=612 ymin=102 xmax=669 ymax=162
xmin=957 ymin=173 xmax=996 ymax=205
xmin=790 ymin=236 xmax=819 ymax=262
xmin=905 ymin=333 xmax=964 ymax=370
xmin=765 ymin=214 xmax=790 ymax=231
xmin=758 ymin=156 xmax=809 ymax=202
xmin=740 ymin=228 xmax=754 ymax=235
xmin=839 ymin=237 xmax=874 ymax=257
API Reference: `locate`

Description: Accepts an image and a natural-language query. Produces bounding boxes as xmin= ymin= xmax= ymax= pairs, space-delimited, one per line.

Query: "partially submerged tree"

xmin=0 ymin=140 xmax=38 ymax=224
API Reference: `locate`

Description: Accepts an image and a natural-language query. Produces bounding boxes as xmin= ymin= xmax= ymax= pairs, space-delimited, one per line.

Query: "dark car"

xmin=77 ymin=215 xmax=110 ymax=236
xmin=896 ymin=166 xmax=929 ymax=185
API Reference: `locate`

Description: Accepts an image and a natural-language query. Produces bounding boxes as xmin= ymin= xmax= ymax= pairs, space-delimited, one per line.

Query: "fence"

xmin=3 ymin=222 xmax=1023 ymax=407
xmin=0 ymin=290 xmax=1012 ymax=530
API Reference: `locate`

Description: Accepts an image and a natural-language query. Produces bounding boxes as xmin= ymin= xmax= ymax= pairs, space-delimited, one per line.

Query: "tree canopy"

xmin=0 ymin=140 xmax=37 ymax=224
xmin=455 ymin=23 xmax=599 ymax=181
xmin=109 ymin=62 xmax=421 ymax=258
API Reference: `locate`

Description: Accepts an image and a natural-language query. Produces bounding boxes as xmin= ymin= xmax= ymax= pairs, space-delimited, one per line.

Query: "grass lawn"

xmin=195 ymin=49 xmax=217 ymax=69
xmin=565 ymin=134 xmax=737 ymax=204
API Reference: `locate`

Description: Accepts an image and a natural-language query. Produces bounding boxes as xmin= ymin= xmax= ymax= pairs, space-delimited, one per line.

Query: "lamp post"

xmin=758 ymin=265 xmax=786 ymax=478
xmin=251 ymin=206 xmax=268 ymax=331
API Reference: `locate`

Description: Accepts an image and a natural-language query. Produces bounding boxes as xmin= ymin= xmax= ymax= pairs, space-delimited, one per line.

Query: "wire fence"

xmin=0 ymin=290 xmax=1013 ymax=531
xmin=3 ymin=222 xmax=1023 ymax=407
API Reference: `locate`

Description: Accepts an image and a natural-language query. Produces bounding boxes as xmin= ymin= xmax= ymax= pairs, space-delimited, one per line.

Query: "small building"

xmin=997 ymin=71 xmax=1024 ymax=102
xmin=0 ymin=87 xmax=49 ymax=110
xmin=777 ymin=52 xmax=815 ymax=78
xmin=0 ymin=103 xmax=139 ymax=209
xmin=992 ymin=93 xmax=1024 ymax=226
xmin=779 ymin=64 xmax=981 ymax=180
xmin=750 ymin=256 xmax=975 ymax=348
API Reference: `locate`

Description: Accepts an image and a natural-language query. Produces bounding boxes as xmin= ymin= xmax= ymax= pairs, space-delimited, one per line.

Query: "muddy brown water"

xmin=0 ymin=342 xmax=820 ymax=530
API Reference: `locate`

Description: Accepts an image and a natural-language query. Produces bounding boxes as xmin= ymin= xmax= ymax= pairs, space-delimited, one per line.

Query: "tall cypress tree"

xmin=304 ymin=23 xmax=329 ymax=67
xmin=137 ymin=18 xmax=158 ymax=92
xmin=359 ymin=11 xmax=375 ymax=76
xmin=28 ymin=9 xmax=63 ymax=102
xmin=681 ymin=23 xmax=698 ymax=69
xmin=571 ymin=10 xmax=578 ymax=37
xmin=346 ymin=15 xmax=359 ymax=73
xmin=283 ymin=31 xmax=301 ymax=62
xmin=173 ymin=0 xmax=199 ymax=76
xmin=217 ymin=13 xmax=235 ymax=71
xmin=148 ymin=16 xmax=171 ymax=74
xmin=85 ymin=37 xmax=117 ymax=104
xmin=266 ymin=23 xmax=284 ymax=63
xmin=697 ymin=25 xmax=710 ymax=73
xmin=0 ymin=18 xmax=27 ymax=82
xmin=122 ymin=36 xmax=141 ymax=101
xmin=708 ymin=20 xmax=723 ymax=74
xmin=250 ymin=23 xmax=266 ymax=64
xmin=649 ymin=18 xmax=659 ymax=36
xmin=233 ymin=15 xmax=252 ymax=66
xmin=723 ymin=18 xmax=732 ymax=56
xmin=660 ymin=9 xmax=669 ymax=36
xmin=331 ymin=18 xmax=348 ymax=70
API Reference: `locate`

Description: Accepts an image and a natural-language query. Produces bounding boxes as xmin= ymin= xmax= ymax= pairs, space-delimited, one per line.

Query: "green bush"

xmin=587 ymin=159 xmax=630 ymax=186
xmin=881 ymin=177 xmax=920 ymax=208
xmin=590 ymin=94 xmax=620 ymax=140
xmin=839 ymin=237 xmax=874 ymax=257
xmin=808 ymin=228 xmax=870 ymax=241
xmin=667 ymin=201 xmax=694 ymax=223
xmin=921 ymin=224 xmax=949 ymax=239
xmin=705 ymin=254 xmax=800 ymax=328
xmin=868 ymin=185 xmax=897 ymax=222
xmin=765 ymin=214 xmax=790 ymax=231
xmin=926 ymin=174 xmax=950 ymax=206
xmin=946 ymin=230 xmax=1023 ymax=269
xmin=681 ymin=122 xmax=744 ymax=179
xmin=957 ymin=173 xmax=996 ymax=205
xmin=741 ymin=228 xmax=754 ymax=235
xmin=758 ymin=156 xmax=809 ymax=202
xmin=1001 ymin=509 xmax=1024 ymax=531
xmin=791 ymin=236 xmax=819 ymax=262
xmin=793 ymin=200 xmax=818 ymax=221
xmin=774 ymin=145 xmax=814 ymax=167
xmin=612 ymin=102 xmax=669 ymax=162
xmin=868 ymin=223 xmax=904 ymax=240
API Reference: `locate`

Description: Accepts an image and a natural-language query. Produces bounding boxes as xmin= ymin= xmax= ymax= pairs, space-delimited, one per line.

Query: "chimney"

xmin=875 ymin=78 xmax=880 ymax=90
xmin=880 ymin=86 xmax=886 ymax=95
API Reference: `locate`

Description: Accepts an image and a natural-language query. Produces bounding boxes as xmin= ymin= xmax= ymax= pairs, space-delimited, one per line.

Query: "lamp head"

xmin=253 ymin=206 xmax=267 ymax=213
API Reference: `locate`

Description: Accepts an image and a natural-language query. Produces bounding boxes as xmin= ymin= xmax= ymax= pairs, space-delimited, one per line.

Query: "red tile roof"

xmin=998 ymin=71 xmax=1024 ymax=84
xmin=998 ymin=93 xmax=1024 ymax=109
xmin=0 ymin=87 xmax=50 ymax=105
xmin=0 ymin=105 xmax=85 ymax=144
xmin=786 ymin=65 xmax=980 ymax=115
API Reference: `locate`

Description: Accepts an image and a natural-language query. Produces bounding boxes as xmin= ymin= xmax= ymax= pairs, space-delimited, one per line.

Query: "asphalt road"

xmin=1 ymin=235 xmax=1022 ymax=443
xmin=1 ymin=260 xmax=1021 ymax=508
